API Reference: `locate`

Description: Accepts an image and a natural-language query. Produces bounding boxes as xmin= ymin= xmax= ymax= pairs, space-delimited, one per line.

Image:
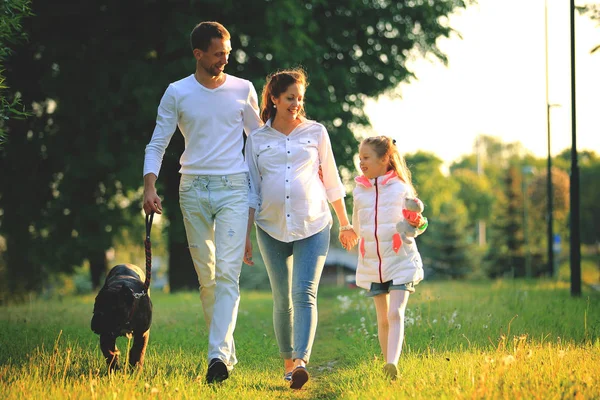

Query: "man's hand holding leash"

xmin=143 ymin=173 xmax=163 ymax=215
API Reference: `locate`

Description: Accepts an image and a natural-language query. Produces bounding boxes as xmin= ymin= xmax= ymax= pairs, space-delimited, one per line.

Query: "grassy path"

xmin=1 ymin=278 xmax=599 ymax=399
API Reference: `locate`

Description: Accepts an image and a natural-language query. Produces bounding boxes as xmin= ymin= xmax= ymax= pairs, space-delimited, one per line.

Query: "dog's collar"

xmin=105 ymin=282 xmax=147 ymax=296
xmin=124 ymin=290 xmax=146 ymax=328
xmin=109 ymin=289 xmax=147 ymax=336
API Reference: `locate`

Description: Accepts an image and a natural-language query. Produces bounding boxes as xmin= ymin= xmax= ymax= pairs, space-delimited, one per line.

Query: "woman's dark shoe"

xmin=290 ymin=365 xmax=309 ymax=389
xmin=206 ymin=358 xmax=229 ymax=384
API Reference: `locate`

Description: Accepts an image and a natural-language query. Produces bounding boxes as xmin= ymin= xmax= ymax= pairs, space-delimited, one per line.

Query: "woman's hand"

xmin=243 ymin=235 xmax=254 ymax=266
xmin=330 ymin=199 xmax=357 ymax=251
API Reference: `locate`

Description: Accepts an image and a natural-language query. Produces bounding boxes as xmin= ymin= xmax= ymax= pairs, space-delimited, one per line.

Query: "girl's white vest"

xmin=352 ymin=170 xmax=424 ymax=290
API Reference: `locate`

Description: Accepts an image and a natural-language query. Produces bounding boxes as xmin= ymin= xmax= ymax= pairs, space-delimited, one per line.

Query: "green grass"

xmin=1 ymin=278 xmax=599 ymax=399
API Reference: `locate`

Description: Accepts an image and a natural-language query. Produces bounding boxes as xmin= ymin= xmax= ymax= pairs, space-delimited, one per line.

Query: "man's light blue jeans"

xmin=256 ymin=225 xmax=330 ymax=363
xmin=179 ymin=173 xmax=249 ymax=367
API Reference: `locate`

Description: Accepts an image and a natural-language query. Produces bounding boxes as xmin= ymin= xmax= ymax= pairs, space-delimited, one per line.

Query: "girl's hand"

xmin=339 ymin=229 xmax=358 ymax=251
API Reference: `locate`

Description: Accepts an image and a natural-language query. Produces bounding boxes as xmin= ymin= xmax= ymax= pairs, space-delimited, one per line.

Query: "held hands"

xmin=339 ymin=226 xmax=358 ymax=250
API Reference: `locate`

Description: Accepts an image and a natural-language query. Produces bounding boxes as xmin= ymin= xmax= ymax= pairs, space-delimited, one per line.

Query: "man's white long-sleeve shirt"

xmin=144 ymin=74 xmax=261 ymax=177
xmin=246 ymin=119 xmax=346 ymax=243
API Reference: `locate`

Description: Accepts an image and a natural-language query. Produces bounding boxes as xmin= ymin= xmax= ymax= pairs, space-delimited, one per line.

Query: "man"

xmin=143 ymin=21 xmax=261 ymax=383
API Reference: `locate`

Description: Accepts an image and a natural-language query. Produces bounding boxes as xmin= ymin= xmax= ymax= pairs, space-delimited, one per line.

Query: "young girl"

xmin=348 ymin=135 xmax=427 ymax=379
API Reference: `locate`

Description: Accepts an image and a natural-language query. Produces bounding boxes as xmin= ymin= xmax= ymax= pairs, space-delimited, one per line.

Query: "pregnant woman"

xmin=244 ymin=68 xmax=357 ymax=389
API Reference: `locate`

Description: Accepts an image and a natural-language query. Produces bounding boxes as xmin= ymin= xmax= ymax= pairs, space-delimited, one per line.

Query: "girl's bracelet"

xmin=339 ymin=224 xmax=354 ymax=231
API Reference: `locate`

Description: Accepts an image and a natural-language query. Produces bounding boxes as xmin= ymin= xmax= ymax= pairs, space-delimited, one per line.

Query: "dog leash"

xmin=115 ymin=212 xmax=155 ymax=335
xmin=143 ymin=212 xmax=154 ymax=291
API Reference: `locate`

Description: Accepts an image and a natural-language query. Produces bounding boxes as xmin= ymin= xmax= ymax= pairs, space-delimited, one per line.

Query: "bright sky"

xmin=365 ymin=0 xmax=600 ymax=165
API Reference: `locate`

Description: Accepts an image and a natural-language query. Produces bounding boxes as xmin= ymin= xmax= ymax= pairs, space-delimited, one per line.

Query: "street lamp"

xmin=544 ymin=0 xmax=561 ymax=277
xmin=545 ymin=102 xmax=560 ymax=277
xmin=569 ymin=0 xmax=581 ymax=296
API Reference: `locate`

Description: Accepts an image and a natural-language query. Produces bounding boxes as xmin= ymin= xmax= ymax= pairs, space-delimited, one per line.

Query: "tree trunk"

xmin=6 ymin=232 xmax=43 ymax=297
xmin=168 ymin=229 xmax=197 ymax=292
xmin=163 ymin=133 xmax=197 ymax=292
xmin=89 ymin=249 xmax=107 ymax=291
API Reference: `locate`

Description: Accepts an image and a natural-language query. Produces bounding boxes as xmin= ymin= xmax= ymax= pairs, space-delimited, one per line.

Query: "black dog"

xmin=91 ymin=213 xmax=154 ymax=371
xmin=91 ymin=263 xmax=152 ymax=371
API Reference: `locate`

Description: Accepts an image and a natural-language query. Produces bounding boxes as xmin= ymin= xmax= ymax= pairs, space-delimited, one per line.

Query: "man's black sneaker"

xmin=206 ymin=358 xmax=229 ymax=384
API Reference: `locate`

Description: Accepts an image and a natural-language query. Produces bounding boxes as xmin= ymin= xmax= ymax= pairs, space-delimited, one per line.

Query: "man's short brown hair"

xmin=190 ymin=21 xmax=231 ymax=52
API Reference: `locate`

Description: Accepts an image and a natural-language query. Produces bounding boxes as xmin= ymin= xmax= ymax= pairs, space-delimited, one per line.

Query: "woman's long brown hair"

xmin=260 ymin=68 xmax=308 ymax=123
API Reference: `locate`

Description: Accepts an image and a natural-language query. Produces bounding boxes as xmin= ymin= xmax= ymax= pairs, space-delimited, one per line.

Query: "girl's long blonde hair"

xmin=361 ymin=136 xmax=417 ymax=196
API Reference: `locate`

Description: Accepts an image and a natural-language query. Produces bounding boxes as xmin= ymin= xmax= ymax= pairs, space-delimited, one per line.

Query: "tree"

xmin=424 ymin=201 xmax=478 ymax=279
xmin=579 ymin=158 xmax=600 ymax=247
xmin=0 ymin=0 xmax=33 ymax=147
xmin=405 ymin=151 xmax=457 ymax=217
xmin=578 ymin=4 xmax=600 ymax=53
xmin=528 ymin=167 xmax=570 ymax=245
xmin=1 ymin=1 xmax=166 ymax=293
xmin=450 ymin=134 xmax=542 ymax=248
xmin=1 ymin=0 xmax=470 ymax=297
xmin=450 ymin=134 xmax=530 ymax=184
xmin=556 ymin=149 xmax=600 ymax=247
xmin=404 ymin=151 xmax=461 ymax=272
xmin=484 ymin=166 xmax=525 ymax=277
xmin=451 ymin=168 xmax=495 ymax=239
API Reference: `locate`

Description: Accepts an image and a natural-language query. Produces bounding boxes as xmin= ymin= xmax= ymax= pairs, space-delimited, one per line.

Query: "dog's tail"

xmin=143 ymin=212 xmax=154 ymax=290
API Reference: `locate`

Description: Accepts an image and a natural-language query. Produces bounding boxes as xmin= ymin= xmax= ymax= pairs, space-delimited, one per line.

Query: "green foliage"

xmin=528 ymin=167 xmax=570 ymax=256
xmin=404 ymin=152 xmax=488 ymax=279
xmin=554 ymin=149 xmax=600 ymax=248
xmin=452 ymin=168 xmax=495 ymax=222
xmin=578 ymin=153 xmax=600 ymax=245
xmin=450 ymin=135 xmax=529 ymax=184
xmin=448 ymin=136 xmax=593 ymax=278
xmin=405 ymin=151 xmax=457 ymax=217
xmin=422 ymin=201 xmax=479 ymax=279
xmin=0 ymin=0 xmax=470 ymax=296
xmin=0 ymin=281 xmax=599 ymax=398
xmin=0 ymin=0 xmax=33 ymax=145
xmin=578 ymin=4 xmax=600 ymax=53
xmin=484 ymin=166 xmax=526 ymax=278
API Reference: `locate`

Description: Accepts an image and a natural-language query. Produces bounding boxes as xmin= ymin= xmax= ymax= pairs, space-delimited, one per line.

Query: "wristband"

xmin=340 ymin=224 xmax=354 ymax=231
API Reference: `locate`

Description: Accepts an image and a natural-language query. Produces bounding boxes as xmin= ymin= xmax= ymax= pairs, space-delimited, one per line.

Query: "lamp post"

xmin=569 ymin=0 xmax=581 ymax=296
xmin=544 ymin=0 xmax=554 ymax=277
xmin=545 ymin=101 xmax=561 ymax=277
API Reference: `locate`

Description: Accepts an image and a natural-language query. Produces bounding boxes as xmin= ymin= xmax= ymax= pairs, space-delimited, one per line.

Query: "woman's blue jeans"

xmin=256 ymin=225 xmax=330 ymax=363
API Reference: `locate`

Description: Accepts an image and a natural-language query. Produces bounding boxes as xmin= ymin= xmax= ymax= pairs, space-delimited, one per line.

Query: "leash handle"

xmin=145 ymin=212 xmax=154 ymax=242
xmin=143 ymin=212 xmax=154 ymax=290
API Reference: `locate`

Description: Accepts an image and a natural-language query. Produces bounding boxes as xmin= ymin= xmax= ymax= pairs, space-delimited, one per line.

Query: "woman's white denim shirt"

xmin=246 ymin=118 xmax=346 ymax=243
